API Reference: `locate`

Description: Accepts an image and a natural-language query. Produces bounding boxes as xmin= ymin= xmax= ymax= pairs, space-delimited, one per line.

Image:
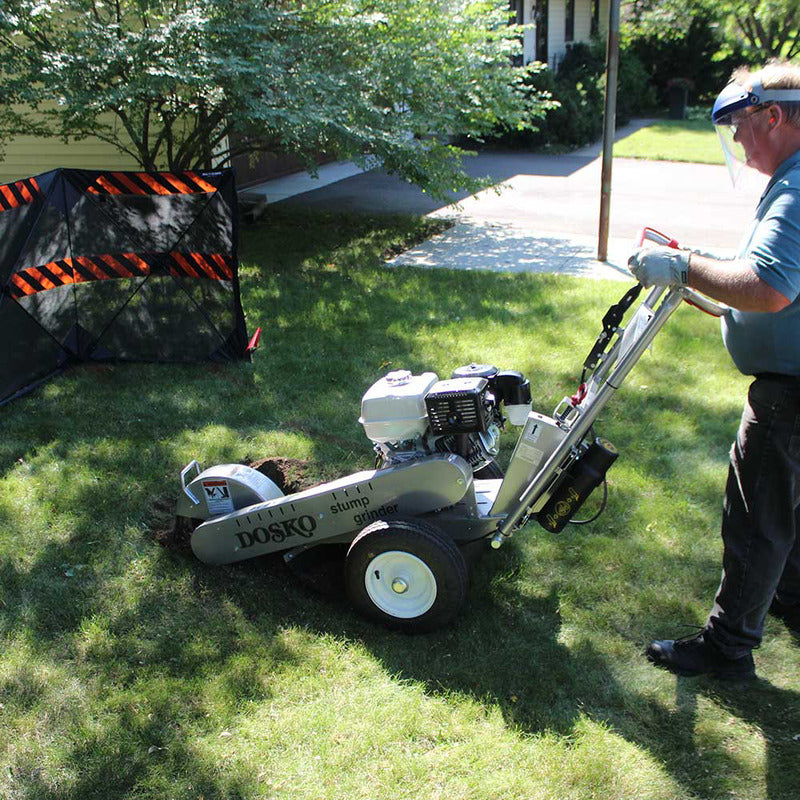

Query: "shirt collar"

xmin=765 ymin=147 xmax=800 ymax=196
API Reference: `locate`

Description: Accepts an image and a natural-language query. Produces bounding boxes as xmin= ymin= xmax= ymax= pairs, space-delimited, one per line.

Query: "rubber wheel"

xmin=344 ymin=518 xmax=468 ymax=633
xmin=474 ymin=459 xmax=504 ymax=479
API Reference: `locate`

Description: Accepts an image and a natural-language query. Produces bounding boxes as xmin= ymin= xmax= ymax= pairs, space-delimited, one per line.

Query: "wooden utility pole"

xmin=597 ymin=0 xmax=621 ymax=262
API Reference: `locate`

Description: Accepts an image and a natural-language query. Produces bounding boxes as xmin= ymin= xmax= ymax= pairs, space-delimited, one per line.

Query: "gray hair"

xmin=732 ymin=60 xmax=800 ymax=127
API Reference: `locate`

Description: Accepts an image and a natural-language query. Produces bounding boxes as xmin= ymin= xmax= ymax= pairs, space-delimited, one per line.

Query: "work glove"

xmin=627 ymin=245 xmax=690 ymax=288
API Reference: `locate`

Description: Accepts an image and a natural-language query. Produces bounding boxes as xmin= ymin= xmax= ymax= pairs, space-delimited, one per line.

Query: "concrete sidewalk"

xmin=247 ymin=119 xmax=767 ymax=280
xmin=385 ymin=220 xmax=633 ymax=282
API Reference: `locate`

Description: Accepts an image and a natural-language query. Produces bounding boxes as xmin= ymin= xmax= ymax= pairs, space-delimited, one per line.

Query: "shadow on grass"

xmin=681 ymin=679 xmax=800 ymax=800
xmin=2 ymin=218 xmax=795 ymax=798
xmin=3 ymin=520 xmax=799 ymax=799
xmin=288 ymin=538 xmax=800 ymax=800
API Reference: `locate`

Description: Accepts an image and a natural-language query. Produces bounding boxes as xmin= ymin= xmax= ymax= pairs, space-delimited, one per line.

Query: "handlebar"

xmin=635 ymin=226 xmax=729 ymax=318
xmin=638 ymin=226 xmax=680 ymax=249
xmin=181 ymin=460 xmax=202 ymax=506
xmin=680 ymin=287 xmax=728 ymax=317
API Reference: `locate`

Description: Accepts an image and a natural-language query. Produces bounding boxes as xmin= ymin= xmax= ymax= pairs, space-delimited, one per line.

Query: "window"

xmin=565 ymin=0 xmax=575 ymax=43
xmin=534 ymin=0 xmax=548 ymax=63
xmin=509 ymin=0 xmax=524 ymax=65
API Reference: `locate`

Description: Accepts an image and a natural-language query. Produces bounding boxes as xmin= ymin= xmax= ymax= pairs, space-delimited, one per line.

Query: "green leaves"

xmin=624 ymin=0 xmax=800 ymax=61
xmin=0 ymin=0 xmax=548 ymax=197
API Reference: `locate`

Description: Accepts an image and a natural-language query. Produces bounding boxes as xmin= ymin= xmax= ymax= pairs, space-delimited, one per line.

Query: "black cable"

xmin=569 ymin=478 xmax=608 ymax=525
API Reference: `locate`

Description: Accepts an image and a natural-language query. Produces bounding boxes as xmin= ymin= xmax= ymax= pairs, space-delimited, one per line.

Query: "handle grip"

xmin=636 ymin=227 xmax=728 ymax=317
xmin=680 ymin=287 xmax=728 ymax=317
xmin=180 ymin=460 xmax=202 ymax=506
xmin=638 ymin=227 xmax=681 ymax=249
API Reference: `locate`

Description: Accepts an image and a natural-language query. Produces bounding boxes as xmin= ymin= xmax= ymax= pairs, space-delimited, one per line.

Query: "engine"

xmin=359 ymin=365 xmax=531 ymax=473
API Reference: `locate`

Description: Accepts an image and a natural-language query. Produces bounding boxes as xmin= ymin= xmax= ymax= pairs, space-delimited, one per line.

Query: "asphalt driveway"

xmin=272 ymin=123 xmax=767 ymax=279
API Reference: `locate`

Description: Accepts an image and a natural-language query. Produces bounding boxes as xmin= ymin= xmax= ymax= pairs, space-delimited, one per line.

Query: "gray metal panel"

xmin=191 ymin=453 xmax=472 ymax=564
xmin=176 ymin=463 xmax=283 ymax=518
xmin=490 ymin=412 xmax=566 ymax=514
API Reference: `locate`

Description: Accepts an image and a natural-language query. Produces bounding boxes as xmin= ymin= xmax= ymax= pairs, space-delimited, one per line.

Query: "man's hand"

xmin=628 ymin=245 xmax=691 ymax=288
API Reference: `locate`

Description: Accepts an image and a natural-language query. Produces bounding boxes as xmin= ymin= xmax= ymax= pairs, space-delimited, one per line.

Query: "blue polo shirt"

xmin=721 ymin=149 xmax=800 ymax=375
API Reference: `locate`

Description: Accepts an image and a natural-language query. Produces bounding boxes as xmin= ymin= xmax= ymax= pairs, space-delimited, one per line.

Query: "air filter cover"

xmin=425 ymin=377 xmax=490 ymax=434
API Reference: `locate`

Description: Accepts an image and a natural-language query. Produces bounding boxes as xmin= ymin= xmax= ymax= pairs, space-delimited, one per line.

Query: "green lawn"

xmin=1 ymin=209 xmax=799 ymax=799
xmin=613 ymin=119 xmax=725 ymax=165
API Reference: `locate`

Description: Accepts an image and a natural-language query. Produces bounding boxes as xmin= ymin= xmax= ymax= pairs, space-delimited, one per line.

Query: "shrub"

xmin=485 ymin=38 xmax=656 ymax=150
xmin=623 ymin=13 xmax=745 ymax=105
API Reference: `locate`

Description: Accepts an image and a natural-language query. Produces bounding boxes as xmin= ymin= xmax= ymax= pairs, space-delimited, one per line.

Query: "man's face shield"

xmin=714 ymin=107 xmax=764 ymax=186
xmin=712 ymin=79 xmax=800 ymax=186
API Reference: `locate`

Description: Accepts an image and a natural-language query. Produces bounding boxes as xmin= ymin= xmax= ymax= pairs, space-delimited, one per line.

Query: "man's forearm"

xmin=688 ymin=252 xmax=790 ymax=312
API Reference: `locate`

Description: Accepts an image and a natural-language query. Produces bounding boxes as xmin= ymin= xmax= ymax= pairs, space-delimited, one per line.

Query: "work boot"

xmin=769 ymin=595 xmax=800 ymax=632
xmin=645 ymin=630 xmax=755 ymax=680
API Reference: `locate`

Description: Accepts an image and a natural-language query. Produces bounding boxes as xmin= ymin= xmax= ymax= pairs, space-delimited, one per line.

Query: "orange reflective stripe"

xmin=188 ymin=252 xmax=218 ymax=278
xmin=45 ymin=261 xmax=73 ymax=283
xmin=76 ymin=256 xmax=107 ymax=280
xmin=210 ymin=253 xmax=233 ymax=278
xmin=29 ymin=267 xmax=58 ymax=290
xmin=100 ymin=254 xmax=134 ymax=277
xmin=171 ymin=252 xmax=202 ymax=278
xmin=16 ymin=181 xmax=33 ymax=203
xmin=185 ymin=172 xmax=217 ymax=192
xmin=95 ymin=176 xmax=124 ymax=195
xmin=112 ymin=172 xmax=147 ymax=195
xmin=122 ymin=252 xmax=150 ymax=274
xmin=161 ymin=173 xmax=195 ymax=194
xmin=136 ymin=173 xmax=171 ymax=195
xmin=10 ymin=274 xmax=36 ymax=296
xmin=0 ymin=185 xmax=16 ymax=206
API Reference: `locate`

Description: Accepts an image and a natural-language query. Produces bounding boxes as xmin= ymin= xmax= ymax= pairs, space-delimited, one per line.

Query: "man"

xmin=628 ymin=61 xmax=800 ymax=680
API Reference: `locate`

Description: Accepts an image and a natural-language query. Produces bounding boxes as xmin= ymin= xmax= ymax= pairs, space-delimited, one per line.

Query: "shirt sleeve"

xmin=746 ymin=189 xmax=800 ymax=302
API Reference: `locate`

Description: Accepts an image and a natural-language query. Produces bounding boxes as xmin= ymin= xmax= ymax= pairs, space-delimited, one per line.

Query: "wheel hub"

xmin=364 ymin=550 xmax=437 ymax=618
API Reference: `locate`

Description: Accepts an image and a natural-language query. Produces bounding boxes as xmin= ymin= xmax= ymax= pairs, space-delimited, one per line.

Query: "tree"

xmin=0 ymin=0 xmax=552 ymax=198
xmin=622 ymin=1 xmax=738 ymax=101
xmin=624 ymin=0 xmax=800 ymax=64
xmin=726 ymin=1 xmax=800 ymax=61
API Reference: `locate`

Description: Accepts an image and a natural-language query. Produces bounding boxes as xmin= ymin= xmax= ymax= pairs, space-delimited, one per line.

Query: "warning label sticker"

xmin=516 ymin=442 xmax=545 ymax=467
xmin=525 ymin=422 xmax=542 ymax=444
xmin=202 ymin=479 xmax=234 ymax=515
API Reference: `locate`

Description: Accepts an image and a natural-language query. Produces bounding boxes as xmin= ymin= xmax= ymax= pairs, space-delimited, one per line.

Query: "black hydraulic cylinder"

xmin=538 ymin=438 xmax=618 ymax=533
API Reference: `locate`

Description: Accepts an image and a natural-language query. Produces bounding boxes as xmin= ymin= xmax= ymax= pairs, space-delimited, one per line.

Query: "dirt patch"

xmin=151 ymin=457 xmax=314 ymax=553
xmin=247 ymin=456 xmax=313 ymax=495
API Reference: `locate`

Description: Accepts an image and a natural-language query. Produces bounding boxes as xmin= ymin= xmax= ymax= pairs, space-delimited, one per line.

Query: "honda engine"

xmin=359 ymin=365 xmax=531 ymax=474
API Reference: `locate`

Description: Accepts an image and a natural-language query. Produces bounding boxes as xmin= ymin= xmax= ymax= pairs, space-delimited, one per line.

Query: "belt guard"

xmin=190 ymin=453 xmax=473 ymax=564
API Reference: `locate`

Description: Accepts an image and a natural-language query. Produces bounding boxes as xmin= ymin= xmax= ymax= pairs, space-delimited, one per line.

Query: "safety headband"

xmin=712 ymin=79 xmax=800 ymax=124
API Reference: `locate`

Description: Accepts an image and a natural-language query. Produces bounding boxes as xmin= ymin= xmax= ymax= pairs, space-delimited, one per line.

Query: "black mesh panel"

xmin=0 ymin=168 xmax=247 ymax=405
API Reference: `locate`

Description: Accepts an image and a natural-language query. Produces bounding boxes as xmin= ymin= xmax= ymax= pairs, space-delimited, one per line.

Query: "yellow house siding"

xmin=0 ymin=134 xmax=141 ymax=183
xmin=548 ymin=2 xmax=567 ymax=70
xmin=575 ymin=0 xmax=593 ymax=42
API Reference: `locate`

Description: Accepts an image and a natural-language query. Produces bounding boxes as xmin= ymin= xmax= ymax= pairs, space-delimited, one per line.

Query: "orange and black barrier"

xmin=167 ymin=252 xmax=234 ymax=281
xmin=9 ymin=251 xmax=235 ymax=300
xmin=84 ymin=171 xmax=219 ymax=196
xmin=0 ymin=178 xmax=42 ymax=212
xmin=0 ymin=167 xmax=248 ymax=406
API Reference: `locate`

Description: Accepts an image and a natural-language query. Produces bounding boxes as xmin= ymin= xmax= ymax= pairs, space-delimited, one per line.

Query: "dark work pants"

xmin=706 ymin=375 xmax=800 ymax=657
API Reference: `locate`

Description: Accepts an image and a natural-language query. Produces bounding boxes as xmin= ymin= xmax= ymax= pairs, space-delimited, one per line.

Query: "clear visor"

xmin=715 ymin=122 xmax=747 ymax=186
xmin=714 ymin=109 xmax=764 ymax=188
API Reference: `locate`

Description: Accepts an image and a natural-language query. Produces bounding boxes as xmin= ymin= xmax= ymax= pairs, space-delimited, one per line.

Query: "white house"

xmin=510 ymin=0 xmax=609 ymax=71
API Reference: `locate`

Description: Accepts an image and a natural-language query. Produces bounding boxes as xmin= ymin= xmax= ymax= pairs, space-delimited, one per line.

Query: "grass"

xmin=613 ymin=118 xmax=725 ymax=165
xmin=2 ymin=208 xmax=799 ymax=799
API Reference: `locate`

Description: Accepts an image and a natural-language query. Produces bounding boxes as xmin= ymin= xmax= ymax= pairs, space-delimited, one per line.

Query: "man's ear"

xmin=767 ymin=104 xmax=783 ymax=128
